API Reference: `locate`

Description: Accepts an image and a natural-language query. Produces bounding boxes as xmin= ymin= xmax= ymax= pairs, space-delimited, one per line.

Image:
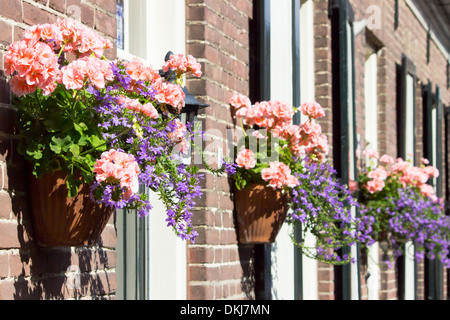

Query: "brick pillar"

xmin=313 ymin=0 xmax=336 ymax=300
xmin=0 ymin=0 xmax=117 ymax=300
xmin=185 ymin=0 xmax=255 ymax=300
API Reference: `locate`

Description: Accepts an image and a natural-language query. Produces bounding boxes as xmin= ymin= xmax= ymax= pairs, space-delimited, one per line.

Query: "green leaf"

xmin=78 ymin=135 xmax=89 ymax=146
xmin=70 ymin=144 xmax=80 ymax=156
xmin=50 ymin=136 xmax=73 ymax=154
xmin=66 ymin=177 xmax=82 ymax=198
xmin=74 ymin=122 xmax=88 ymax=135
xmin=26 ymin=146 xmax=43 ymax=160
xmin=89 ymin=135 xmax=107 ymax=152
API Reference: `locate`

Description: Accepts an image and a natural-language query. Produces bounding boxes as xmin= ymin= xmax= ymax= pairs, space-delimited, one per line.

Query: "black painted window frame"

xmin=396 ymin=54 xmax=417 ymax=301
xmin=329 ymin=0 xmax=360 ymax=301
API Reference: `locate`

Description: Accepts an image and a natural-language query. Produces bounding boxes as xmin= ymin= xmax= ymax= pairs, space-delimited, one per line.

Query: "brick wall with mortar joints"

xmin=185 ymin=0 xmax=255 ymax=300
xmin=348 ymin=0 xmax=450 ymax=300
xmin=313 ymin=0 xmax=335 ymax=300
xmin=0 ymin=0 xmax=117 ymax=300
xmin=311 ymin=0 xmax=450 ymax=300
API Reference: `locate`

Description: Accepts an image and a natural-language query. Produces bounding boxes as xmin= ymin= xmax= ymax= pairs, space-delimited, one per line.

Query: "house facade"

xmin=0 ymin=0 xmax=449 ymax=300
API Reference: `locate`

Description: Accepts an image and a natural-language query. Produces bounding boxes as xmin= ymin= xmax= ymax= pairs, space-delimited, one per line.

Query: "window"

xmin=396 ymin=54 xmax=417 ymax=300
xmin=330 ymin=0 xmax=360 ymax=300
xmin=299 ymin=0 xmax=318 ymax=301
xmin=364 ymin=45 xmax=381 ymax=300
xmin=422 ymin=82 xmax=445 ymax=300
xmin=115 ymin=0 xmax=188 ymax=300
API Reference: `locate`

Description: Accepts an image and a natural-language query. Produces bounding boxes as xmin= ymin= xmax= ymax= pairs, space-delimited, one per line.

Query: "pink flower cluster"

xmin=363 ymin=148 xmax=380 ymax=159
xmin=4 ymin=39 xmax=59 ymax=96
xmin=261 ymin=161 xmax=299 ymax=189
xmin=366 ymin=167 xmax=388 ymax=194
xmin=24 ymin=19 xmax=112 ymax=58
xmin=117 ymin=96 xmax=159 ymax=119
xmin=299 ymin=101 xmax=326 ymax=119
xmin=362 ymin=149 xmax=440 ymax=200
xmin=281 ymin=120 xmax=329 ymax=160
xmin=229 ymin=94 xmax=251 ymax=110
xmin=392 ymin=158 xmax=439 ymax=201
xmin=235 ymin=100 xmax=294 ymax=131
xmin=58 ymin=56 xmax=114 ymax=90
xmin=123 ymin=58 xmax=187 ymax=112
xmin=94 ymin=149 xmax=140 ymax=200
xmin=236 ymin=149 xmax=256 ymax=170
xmin=4 ymin=18 xmax=113 ymax=96
xmin=230 ymin=95 xmax=329 ymax=162
xmin=124 ymin=58 xmax=160 ymax=84
xmin=168 ymin=119 xmax=189 ymax=154
xmin=152 ymin=77 xmax=186 ymax=112
xmin=162 ymin=54 xmax=202 ymax=77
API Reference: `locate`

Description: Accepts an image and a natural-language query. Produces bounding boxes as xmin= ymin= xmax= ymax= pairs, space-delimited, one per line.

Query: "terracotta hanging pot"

xmin=234 ymin=183 xmax=288 ymax=244
xmin=27 ymin=170 xmax=114 ymax=247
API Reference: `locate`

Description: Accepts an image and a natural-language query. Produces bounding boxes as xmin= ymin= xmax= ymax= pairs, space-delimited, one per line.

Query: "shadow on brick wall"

xmin=0 ymin=76 xmax=113 ymax=299
xmin=238 ymin=244 xmax=256 ymax=300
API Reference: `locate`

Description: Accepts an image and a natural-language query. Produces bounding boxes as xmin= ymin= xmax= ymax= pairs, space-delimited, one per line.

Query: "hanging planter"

xmin=6 ymin=19 xmax=214 ymax=246
xmin=234 ymin=183 xmax=287 ymax=244
xmin=221 ymin=96 xmax=362 ymax=265
xmin=28 ymin=170 xmax=113 ymax=247
xmin=353 ymin=150 xmax=450 ymax=268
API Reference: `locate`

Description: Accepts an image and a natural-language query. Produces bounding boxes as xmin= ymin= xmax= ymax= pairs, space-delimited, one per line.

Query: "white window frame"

xmin=404 ymin=73 xmax=416 ymax=300
xmin=115 ymin=0 xmax=188 ymax=301
xmin=299 ymin=0 xmax=318 ymax=301
xmin=364 ymin=46 xmax=381 ymax=300
xmin=269 ymin=0 xmax=295 ymax=300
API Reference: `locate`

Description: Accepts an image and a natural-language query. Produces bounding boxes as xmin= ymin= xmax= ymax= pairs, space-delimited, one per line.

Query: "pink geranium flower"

xmin=261 ymin=161 xmax=299 ymax=189
xmin=5 ymin=39 xmax=60 ymax=95
xmin=236 ymin=149 xmax=257 ymax=170
xmin=229 ymin=94 xmax=251 ymax=110
xmin=363 ymin=148 xmax=380 ymax=159
xmin=366 ymin=178 xmax=385 ymax=194
xmin=423 ymin=166 xmax=439 ymax=178
xmin=300 ymin=101 xmax=325 ymax=119
xmin=152 ymin=78 xmax=186 ymax=112
xmin=94 ymin=149 xmax=140 ymax=197
xmin=162 ymin=53 xmax=202 ymax=77
xmin=368 ymin=167 xmax=388 ymax=181
xmin=379 ymin=154 xmax=394 ymax=165
xmin=168 ymin=119 xmax=187 ymax=145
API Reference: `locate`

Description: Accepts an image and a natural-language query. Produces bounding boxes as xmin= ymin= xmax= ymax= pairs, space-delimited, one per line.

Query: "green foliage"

xmin=15 ymin=86 xmax=107 ymax=195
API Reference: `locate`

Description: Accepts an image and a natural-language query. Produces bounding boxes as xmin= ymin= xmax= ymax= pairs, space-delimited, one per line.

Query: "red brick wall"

xmin=0 ymin=0 xmax=117 ymax=300
xmin=313 ymin=0 xmax=336 ymax=300
xmin=313 ymin=0 xmax=449 ymax=300
xmin=185 ymin=0 xmax=255 ymax=300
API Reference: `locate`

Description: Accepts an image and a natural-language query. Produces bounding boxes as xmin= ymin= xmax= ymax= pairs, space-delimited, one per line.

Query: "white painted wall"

xmin=364 ymin=48 xmax=380 ymax=300
xmin=347 ymin=22 xmax=360 ymax=300
xmin=404 ymin=74 xmax=416 ymax=300
xmin=269 ymin=0 xmax=295 ymax=300
xmin=117 ymin=0 xmax=187 ymax=300
xmin=432 ymin=107 xmax=437 ymax=188
xmin=300 ymin=0 xmax=318 ymax=301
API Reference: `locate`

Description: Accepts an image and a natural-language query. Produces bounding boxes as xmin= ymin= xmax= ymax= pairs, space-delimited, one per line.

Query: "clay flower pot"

xmin=234 ymin=183 xmax=288 ymax=244
xmin=27 ymin=170 xmax=114 ymax=247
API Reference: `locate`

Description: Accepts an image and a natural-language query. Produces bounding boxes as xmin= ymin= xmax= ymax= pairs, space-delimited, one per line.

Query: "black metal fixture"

xmin=447 ymin=60 xmax=449 ymax=89
xmin=394 ymin=0 xmax=399 ymax=30
xmin=330 ymin=0 xmax=358 ymax=301
xmin=159 ymin=51 xmax=209 ymax=120
xmin=427 ymin=27 xmax=431 ymax=64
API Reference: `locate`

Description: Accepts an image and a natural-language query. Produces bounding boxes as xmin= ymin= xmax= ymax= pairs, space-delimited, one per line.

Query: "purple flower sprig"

xmin=86 ymin=60 xmax=206 ymax=242
xmin=357 ymin=187 xmax=450 ymax=268
xmin=287 ymin=160 xmax=363 ymax=265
